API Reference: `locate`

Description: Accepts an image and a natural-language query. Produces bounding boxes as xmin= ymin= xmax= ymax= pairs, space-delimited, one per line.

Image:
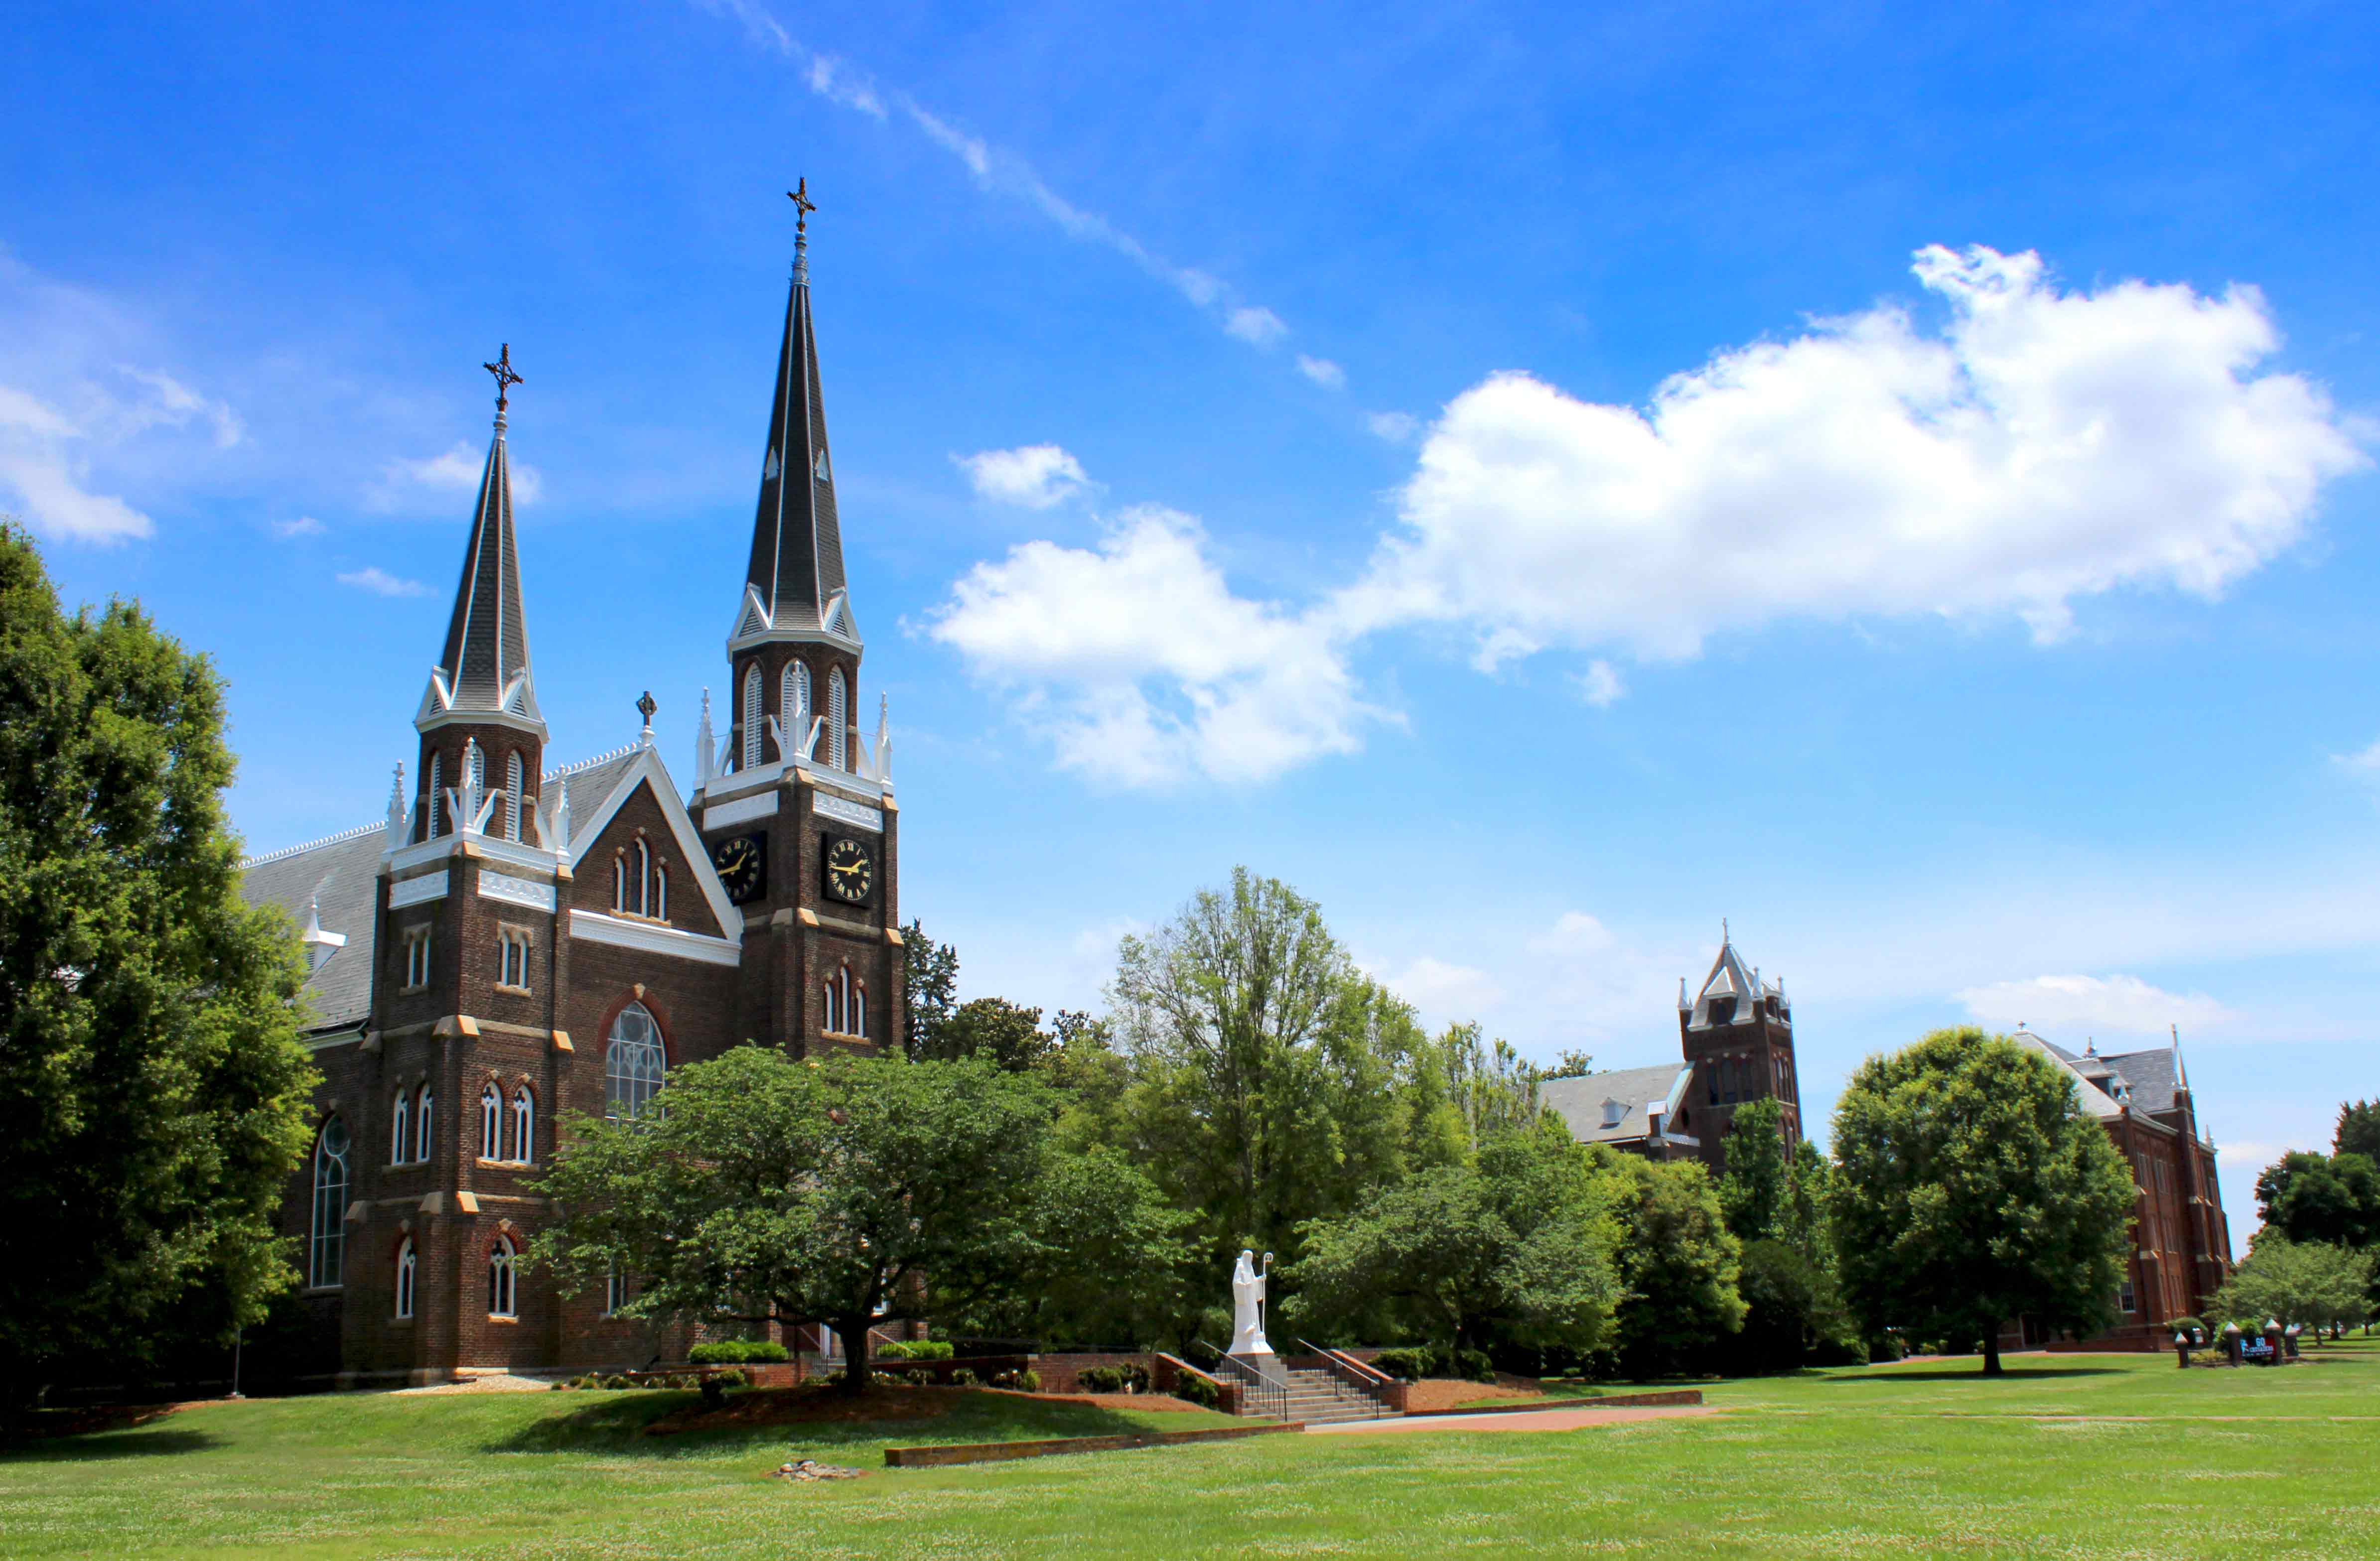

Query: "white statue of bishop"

xmin=1228 ymin=1248 xmax=1273 ymax=1359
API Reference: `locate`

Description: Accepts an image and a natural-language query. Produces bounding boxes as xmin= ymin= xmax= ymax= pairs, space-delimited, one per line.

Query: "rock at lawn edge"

xmin=777 ymin=1458 xmax=864 ymax=1481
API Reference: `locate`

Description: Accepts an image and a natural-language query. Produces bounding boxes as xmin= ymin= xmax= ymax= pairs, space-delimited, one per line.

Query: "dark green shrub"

xmin=1450 ymin=1347 xmax=1494 ymax=1383
xmin=699 ymin=1374 xmax=731 ymax=1411
xmin=2164 ymin=1316 xmax=2208 ymax=1340
xmin=874 ymin=1340 xmax=913 ymax=1361
xmin=1080 ymin=1365 xmax=1125 ymax=1393
xmin=950 ymin=1367 xmax=979 ymax=1387
xmin=689 ymin=1340 xmax=789 ymax=1365
xmin=602 ymin=1375 xmax=630 ymax=1390
xmin=1174 ymin=1372 xmax=1220 ymax=1409
xmin=877 ymin=1339 xmax=954 ymax=1361
xmin=990 ymin=1368 xmax=1041 ymax=1391
xmin=1370 ymin=1347 xmax=1435 ymax=1381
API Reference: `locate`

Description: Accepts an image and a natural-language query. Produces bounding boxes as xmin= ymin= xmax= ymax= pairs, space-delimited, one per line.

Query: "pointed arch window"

xmin=605 ymin=1002 xmax=666 ymax=1122
xmin=505 ymin=751 xmax=524 ymax=841
xmin=488 ymin=1236 xmax=517 ymax=1318
xmin=636 ymin=839 xmax=651 ymax=914
xmin=828 ymin=668 xmax=847 ymax=770
xmin=310 ymin=1119 xmax=349 ymax=1289
xmin=415 ymin=1086 xmax=434 ymax=1164
xmin=824 ymin=963 xmax=863 ymax=1038
xmin=391 ymin=1088 xmax=413 ymax=1166
xmin=508 ymin=1086 xmax=535 ymax=1165
xmin=479 ymin=1082 xmax=501 ymax=1160
xmin=850 ymin=975 xmax=867 ymax=1041
xmin=784 ymin=662 xmax=812 ymax=756
xmin=612 ymin=851 xmax=628 ymax=912
xmin=395 ymin=1238 xmax=417 ymax=1320
xmin=652 ymin=862 xmax=667 ymax=921
xmin=823 ymin=972 xmax=841 ymax=1036
xmin=742 ymin=665 xmax=763 ymax=770
xmin=427 ymin=754 xmax=444 ymax=839
xmin=604 ymin=1263 xmax=628 ymax=1317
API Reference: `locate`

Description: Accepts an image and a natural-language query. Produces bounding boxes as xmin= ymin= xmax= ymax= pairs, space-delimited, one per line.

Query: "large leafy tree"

xmin=2255 ymin=1151 xmax=2380 ymax=1250
xmin=1830 ymin=1028 xmax=2135 ymax=1374
xmin=2336 ymin=1100 xmax=2380 ymax=1164
xmin=1108 ymin=868 xmax=1413 ymax=1287
xmin=900 ymin=919 xmax=959 ymax=1062
xmin=936 ymin=997 xmax=1056 ymax=1072
xmin=1716 ymin=1098 xmax=1857 ymax=1371
xmin=1608 ymin=1155 xmax=1745 ymax=1379
xmin=0 ymin=525 xmax=317 ymax=1392
xmin=533 ymin=1047 xmax=1168 ymax=1392
xmin=1292 ymin=1121 xmax=1623 ymax=1354
xmin=2211 ymin=1235 xmax=2374 ymax=1334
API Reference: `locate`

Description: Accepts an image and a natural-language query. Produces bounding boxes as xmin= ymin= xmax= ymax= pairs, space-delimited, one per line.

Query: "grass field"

xmin=4 ymin=1340 xmax=2376 ymax=1559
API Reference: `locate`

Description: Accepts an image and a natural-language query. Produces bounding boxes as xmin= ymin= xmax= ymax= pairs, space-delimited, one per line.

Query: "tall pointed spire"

xmin=420 ymin=344 xmax=543 ymax=735
xmin=735 ymin=180 xmax=852 ymax=648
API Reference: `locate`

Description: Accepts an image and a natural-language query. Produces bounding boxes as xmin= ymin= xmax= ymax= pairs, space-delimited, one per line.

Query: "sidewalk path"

xmin=1306 ymin=1404 xmax=1714 ymax=1435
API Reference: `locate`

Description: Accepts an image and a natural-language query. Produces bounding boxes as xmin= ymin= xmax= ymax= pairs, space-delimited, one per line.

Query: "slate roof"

xmin=236 ymin=746 xmax=654 ymax=1036
xmin=1542 ymin=1063 xmax=1694 ymax=1146
xmin=240 ymin=824 xmax=386 ymax=1035
xmin=741 ymin=227 xmax=848 ymax=639
xmin=2032 ymin=1034 xmax=2185 ymax=1116
xmin=425 ymin=406 xmax=541 ymax=726
xmin=1686 ymin=936 xmax=1787 ymax=1030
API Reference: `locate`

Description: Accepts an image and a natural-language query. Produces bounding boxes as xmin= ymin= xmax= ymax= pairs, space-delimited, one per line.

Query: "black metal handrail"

xmin=1297 ymin=1340 xmax=1395 ymax=1418
xmin=1198 ymin=1340 xmax=1292 ymax=1422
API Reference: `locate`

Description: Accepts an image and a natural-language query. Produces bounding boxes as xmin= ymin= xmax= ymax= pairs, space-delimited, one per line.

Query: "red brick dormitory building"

xmin=1537 ymin=936 xmax=2231 ymax=1351
xmin=242 ymin=216 xmax=905 ymax=1386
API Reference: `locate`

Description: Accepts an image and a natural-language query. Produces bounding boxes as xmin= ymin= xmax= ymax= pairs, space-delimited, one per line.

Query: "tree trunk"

xmin=838 ymin=1316 xmax=871 ymax=1396
xmin=1981 ymin=1332 xmax=2003 ymax=1376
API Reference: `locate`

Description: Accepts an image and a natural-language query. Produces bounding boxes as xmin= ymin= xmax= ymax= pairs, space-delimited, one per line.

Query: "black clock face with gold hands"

xmin=712 ymin=833 xmax=766 ymax=904
xmin=823 ymin=836 xmax=872 ymax=906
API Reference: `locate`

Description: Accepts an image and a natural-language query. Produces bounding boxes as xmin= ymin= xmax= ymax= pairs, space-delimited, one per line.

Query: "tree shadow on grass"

xmin=486 ymin=1386 xmax=1170 ymax=1460
xmin=1820 ymin=1367 xmax=2128 ymax=1384
xmin=0 ymin=1428 xmax=218 ymax=1462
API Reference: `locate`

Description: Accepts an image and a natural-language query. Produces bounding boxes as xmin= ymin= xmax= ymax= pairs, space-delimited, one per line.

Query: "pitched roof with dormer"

xmin=1541 ymin=1064 xmax=1697 ymax=1147
xmin=1684 ymin=930 xmax=1787 ymax=1031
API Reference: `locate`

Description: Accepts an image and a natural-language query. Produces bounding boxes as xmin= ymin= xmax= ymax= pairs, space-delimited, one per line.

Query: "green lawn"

xmin=5 ymin=1342 xmax=2377 ymax=1559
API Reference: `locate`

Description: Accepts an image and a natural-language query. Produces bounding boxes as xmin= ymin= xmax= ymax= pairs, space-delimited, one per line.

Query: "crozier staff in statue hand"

xmin=1229 ymin=1248 xmax=1273 ymax=1356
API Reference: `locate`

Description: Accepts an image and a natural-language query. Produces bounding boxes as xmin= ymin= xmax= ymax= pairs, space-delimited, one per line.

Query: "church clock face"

xmin=822 ymin=835 xmax=872 ymax=906
xmin=712 ymin=833 xmax=767 ymax=904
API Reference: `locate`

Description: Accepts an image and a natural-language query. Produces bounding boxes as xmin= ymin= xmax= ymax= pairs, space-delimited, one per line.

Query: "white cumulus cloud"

xmin=1367 ymin=411 xmax=1420 ymax=444
xmin=1226 ymin=307 xmax=1288 ymax=348
xmin=1342 ymin=245 xmax=2366 ymax=667
xmin=955 ymin=444 xmax=1093 ymax=510
xmin=1573 ymin=660 xmax=1626 ymax=708
xmin=1296 ymin=355 xmax=1347 ymax=390
xmin=373 ymin=439 xmax=541 ymax=511
xmin=337 ymin=566 xmax=428 ymax=598
xmin=1381 ymin=956 xmax=1503 ymax=1021
xmin=1956 ymin=973 xmax=2235 ymax=1037
xmin=927 ymin=507 xmax=1377 ymax=787
xmin=274 ymin=515 xmax=326 ymax=538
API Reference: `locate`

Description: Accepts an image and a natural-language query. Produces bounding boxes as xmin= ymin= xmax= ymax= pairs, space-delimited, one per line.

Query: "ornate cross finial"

xmin=636 ymin=689 xmax=658 ymax=739
xmin=483 ymin=343 xmax=524 ymax=412
xmin=789 ymin=178 xmax=815 ymax=234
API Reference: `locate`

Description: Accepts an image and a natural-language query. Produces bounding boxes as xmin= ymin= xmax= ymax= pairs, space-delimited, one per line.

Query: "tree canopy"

xmin=2211 ymin=1235 xmax=2374 ymax=1334
xmin=0 ymin=525 xmax=317 ymax=1391
xmin=531 ymin=1047 xmax=1180 ymax=1389
xmin=2256 ymin=1150 xmax=2380 ymax=1250
xmin=1829 ymin=1028 xmax=2135 ymax=1374
xmin=2336 ymin=1099 xmax=2380 ymax=1164
xmin=1608 ymin=1155 xmax=1745 ymax=1379
xmin=1291 ymin=1120 xmax=1623 ymax=1355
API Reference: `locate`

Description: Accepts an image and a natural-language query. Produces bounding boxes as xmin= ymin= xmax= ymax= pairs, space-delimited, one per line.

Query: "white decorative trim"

xmin=562 ymin=747 xmax=740 ymax=936
xmin=568 ymin=909 xmax=741 ymax=968
xmin=704 ymin=790 xmax=779 ymax=831
xmin=812 ymin=792 xmax=883 ymax=833
xmin=241 ymin=820 xmax=383 ymax=869
xmin=478 ymin=871 xmax=556 ymax=913
xmin=388 ymin=873 xmax=449 ymax=910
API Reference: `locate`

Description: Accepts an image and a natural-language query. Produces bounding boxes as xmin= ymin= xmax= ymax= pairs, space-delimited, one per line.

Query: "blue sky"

xmin=8 ymin=1 xmax=2378 ymax=1242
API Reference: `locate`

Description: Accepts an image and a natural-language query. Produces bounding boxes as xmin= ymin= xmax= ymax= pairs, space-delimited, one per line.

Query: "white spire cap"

xmin=876 ymin=692 xmax=892 ymax=786
xmin=695 ymin=687 xmax=716 ymax=789
xmin=383 ymin=762 xmax=410 ymax=853
xmin=552 ymin=773 xmax=571 ymax=861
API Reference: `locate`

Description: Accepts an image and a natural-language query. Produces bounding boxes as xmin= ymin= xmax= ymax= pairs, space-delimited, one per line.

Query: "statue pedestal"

xmin=1229 ymin=1348 xmax=1288 ymax=1388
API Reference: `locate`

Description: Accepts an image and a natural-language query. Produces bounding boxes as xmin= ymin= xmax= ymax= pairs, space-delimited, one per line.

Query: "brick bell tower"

xmin=689 ymin=182 xmax=903 ymax=1059
xmin=1677 ymin=925 xmax=1803 ymax=1173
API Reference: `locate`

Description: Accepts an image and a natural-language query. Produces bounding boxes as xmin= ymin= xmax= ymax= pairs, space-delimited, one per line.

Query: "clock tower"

xmin=688 ymin=184 xmax=903 ymax=1058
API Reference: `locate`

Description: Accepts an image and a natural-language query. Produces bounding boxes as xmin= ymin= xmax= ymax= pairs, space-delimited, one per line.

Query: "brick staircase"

xmin=1277 ymin=1365 xmax=1394 ymax=1424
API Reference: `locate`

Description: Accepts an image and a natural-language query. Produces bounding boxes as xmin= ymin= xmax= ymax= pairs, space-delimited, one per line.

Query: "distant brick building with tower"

xmin=1540 ymin=929 xmax=1802 ymax=1172
xmin=241 ymin=200 xmax=903 ymax=1385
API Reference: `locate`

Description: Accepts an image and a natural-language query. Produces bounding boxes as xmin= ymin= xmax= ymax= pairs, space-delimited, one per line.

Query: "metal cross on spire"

xmin=788 ymin=178 xmax=816 ymax=234
xmin=483 ymin=343 xmax=524 ymax=412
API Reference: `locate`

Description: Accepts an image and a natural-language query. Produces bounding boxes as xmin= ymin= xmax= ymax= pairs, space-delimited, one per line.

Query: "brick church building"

xmin=241 ymin=210 xmax=903 ymax=1385
xmin=1540 ymin=930 xmax=1803 ymax=1171
xmin=1538 ymin=931 xmax=2231 ymax=1351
